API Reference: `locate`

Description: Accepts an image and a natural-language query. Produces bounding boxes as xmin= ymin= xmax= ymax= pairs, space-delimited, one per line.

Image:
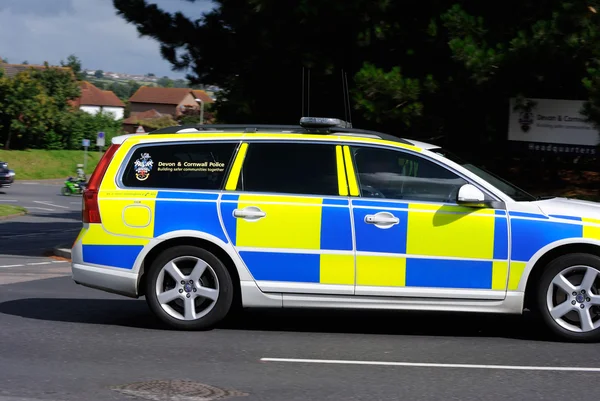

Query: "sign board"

xmin=96 ymin=131 xmax=105 ymax=147
xmin=136 ymin=125 xmax=145 ymax=133
xmin=508 ymin=98 xmax=599 ymax=147
xmin=82 ymin=139 xmax=90 ymax=148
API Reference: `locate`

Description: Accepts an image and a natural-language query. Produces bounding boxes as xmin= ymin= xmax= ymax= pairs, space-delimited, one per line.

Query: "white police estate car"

xmin=71 ymin=117 xmax=600 ymax=342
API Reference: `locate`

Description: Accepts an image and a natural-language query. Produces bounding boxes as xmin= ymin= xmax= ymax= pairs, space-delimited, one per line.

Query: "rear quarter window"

xmin=121 ymin=142 xmax=238 ymax=190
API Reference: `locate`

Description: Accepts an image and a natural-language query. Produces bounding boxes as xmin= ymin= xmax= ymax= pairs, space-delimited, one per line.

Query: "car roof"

xmin=111 ymin=123 xmax=440 ymax=152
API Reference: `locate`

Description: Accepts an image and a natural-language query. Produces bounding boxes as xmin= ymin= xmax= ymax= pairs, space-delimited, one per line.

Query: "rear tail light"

xmin=82 ymin=144 xmax=120 ymax=224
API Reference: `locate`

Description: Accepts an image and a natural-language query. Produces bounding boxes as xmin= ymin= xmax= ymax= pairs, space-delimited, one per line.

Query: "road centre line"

xmin=260 ymin=358 xmax=600 ymax=373
xmin=33 ymin=201 xmax=70 ymax=209
xmin=26 ymin=206 xmax=54 ymax=211
xmin=0 ymin=261 xmax=69 ymax=268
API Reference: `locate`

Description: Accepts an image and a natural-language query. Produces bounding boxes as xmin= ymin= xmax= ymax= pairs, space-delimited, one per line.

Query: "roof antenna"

xmin=341 ymin=69 xmax=348 ymax=124
xmin=307 ymin=68 xmax=311 ymax=117
xmin=301 ymin=67 xmax=305 ymax=118
xmin=344 ymin=71 xmax=353 ymax=128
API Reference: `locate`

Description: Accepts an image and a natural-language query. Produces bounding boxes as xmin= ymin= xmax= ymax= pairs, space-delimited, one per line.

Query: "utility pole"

xmin=194 ymin=98 xmax=204 ymax=125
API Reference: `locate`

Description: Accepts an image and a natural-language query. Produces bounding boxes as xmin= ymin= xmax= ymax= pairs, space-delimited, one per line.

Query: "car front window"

xmin=430 ymin=147 xmax=537 ymax=202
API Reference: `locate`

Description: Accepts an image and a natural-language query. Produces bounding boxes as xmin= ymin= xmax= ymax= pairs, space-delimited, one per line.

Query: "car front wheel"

xmin=537 ymin=253 xmax=600 ymax=342
xmin=145 ymin=245 xmax=233 ymax=330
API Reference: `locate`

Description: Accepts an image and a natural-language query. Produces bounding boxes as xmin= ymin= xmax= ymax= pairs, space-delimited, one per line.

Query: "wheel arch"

xmin=522 ymin=239 xmax=600 ymax=309
xmin=136 ymin=231 xmax=251 ymax=310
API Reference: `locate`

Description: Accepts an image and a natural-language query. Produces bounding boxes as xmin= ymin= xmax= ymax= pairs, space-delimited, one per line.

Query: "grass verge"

xmin=0 ymin=205 xmax=27 ymax=218
xmin=0 ymin=149 xmax=103 ymax=180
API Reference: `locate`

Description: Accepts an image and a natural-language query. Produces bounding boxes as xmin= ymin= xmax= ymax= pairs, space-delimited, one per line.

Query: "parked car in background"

xmin=0 ymin=161 xmax=15 ymax=188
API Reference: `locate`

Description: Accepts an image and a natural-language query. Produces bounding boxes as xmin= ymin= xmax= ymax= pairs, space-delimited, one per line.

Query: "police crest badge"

xmin=134 ymin=152 xmax=153 ymax=181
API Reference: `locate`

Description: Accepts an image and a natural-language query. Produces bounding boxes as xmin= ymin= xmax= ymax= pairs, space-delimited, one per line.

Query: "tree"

xmin=60 ymin=54 xmax=85 ymax=80
xmin=0 ymin=71 xmax=58 ymax=149
xmin=157 ymin=76 xmax=174 ymax=87
xmin=94 ymin=70 xmax=104 ymax=78
xmin=0 ymin=63 xmax=81 ymax=150
xmin=113 ymin=0 xmax=600 ymax=156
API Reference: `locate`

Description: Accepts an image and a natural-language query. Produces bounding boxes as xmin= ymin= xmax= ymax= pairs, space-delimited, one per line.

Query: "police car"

xmin=71 ymin=117 xmax=600 ymax=342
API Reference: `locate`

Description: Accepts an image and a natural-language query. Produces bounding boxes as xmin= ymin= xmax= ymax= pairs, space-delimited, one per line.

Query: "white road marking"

xmin=0 ymin=261 xmax=69 ymax=268
xmin=34 ymin=201 xmax=70 ymax=209
xmin=0 ymin=228 xmax=79 ymax=239
xmin=0 ymin=199 xmax=17 ymax=202
xmin=260 ymin=358 xmax=600 ymax=373
xmin=26 ymin=206 xmax=54 ymax=211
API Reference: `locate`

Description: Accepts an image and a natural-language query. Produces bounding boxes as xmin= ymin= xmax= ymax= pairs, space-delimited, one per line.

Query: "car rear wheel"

xmin=145 ymin=245 xmax=233 ymax=330
xmin=537 ymin=253 xmax=600 ymax=342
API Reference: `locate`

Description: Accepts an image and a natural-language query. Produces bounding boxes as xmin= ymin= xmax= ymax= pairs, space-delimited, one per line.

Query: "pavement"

xmin=1 ymin=180 xmax=600 ymax=401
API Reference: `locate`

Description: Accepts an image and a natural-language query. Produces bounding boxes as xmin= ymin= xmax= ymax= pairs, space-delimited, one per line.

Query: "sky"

xmin=0 ymin=0 xmax=216 ymax=79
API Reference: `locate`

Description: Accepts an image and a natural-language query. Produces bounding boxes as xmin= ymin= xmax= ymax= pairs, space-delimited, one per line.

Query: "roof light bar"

xmin=299 ymin=117 xmax=352 ymax=129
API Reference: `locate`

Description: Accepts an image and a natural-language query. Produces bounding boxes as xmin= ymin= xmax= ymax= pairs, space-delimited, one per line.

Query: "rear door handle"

xmin=233 ymin=206 xmax=266 ymax=220
xmin=365 ymin=212 xmax=399 ymax=227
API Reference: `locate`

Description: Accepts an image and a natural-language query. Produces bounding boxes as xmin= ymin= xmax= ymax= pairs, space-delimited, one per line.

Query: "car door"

xmin=219 ymin=140 xmax=355 ymax=295
xmin=343 ymin=144 xmax=510 ymax=300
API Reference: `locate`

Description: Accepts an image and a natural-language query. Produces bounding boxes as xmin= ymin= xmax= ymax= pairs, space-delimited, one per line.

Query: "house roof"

xmin=129 ymin=86 xmax=214 ymax=105
xmin=70 ymin=81 xmax=125 ymax=108
xmin=123 ymin=109 xmax=164 ymax=125
xmin=192 ymin=90 xmax=214 ymax=103
xmin=101 ymin=89 xmax=126 ymax=108
xmin=0 ymin=62 xmax=72 ymax=79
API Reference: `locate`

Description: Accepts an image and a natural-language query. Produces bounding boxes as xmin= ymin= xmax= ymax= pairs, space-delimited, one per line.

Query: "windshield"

xmin=430 ymin=148 xmax=537 ymax=202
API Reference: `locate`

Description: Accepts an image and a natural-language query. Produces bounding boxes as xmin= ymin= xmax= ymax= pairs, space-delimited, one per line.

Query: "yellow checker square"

xmin=320 ymin=254 xmax=354 ymax=285
xmin=491 ymin=261 xmax=508 ymax=290
xmin=98 ymin=197 xmax=156 ymax=239
xmin=356 ymin=255 xmax=406 ymax=287
xmin=81 ymin=224 xmax=150 ymax=246
xmin=236 ymin=195 xmax=323 ymax=249
xmin=406 ymin=204 xmax=495 ymax=259
xmin=508 ymin=262 xmax=527 ymax=291
xmin=583 ymin=218 xmax=600 ymax=240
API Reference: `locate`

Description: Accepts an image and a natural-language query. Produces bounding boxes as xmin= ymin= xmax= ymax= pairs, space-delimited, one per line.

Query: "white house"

xmin=70 ymin=81 xmax=126 ymax=120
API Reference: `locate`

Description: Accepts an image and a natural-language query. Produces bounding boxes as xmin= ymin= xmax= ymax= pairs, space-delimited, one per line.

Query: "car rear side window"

xmin=237 ymin=142 xmax=339 ymax=196
xmin=121 ymin=142 xmax=238 ymax=190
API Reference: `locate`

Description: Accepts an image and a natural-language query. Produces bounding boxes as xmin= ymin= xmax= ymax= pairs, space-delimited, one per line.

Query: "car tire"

xmin=145 ymin=245 xmax=234 ymax=331
xmin=536 ymin=252 xmax=600 ymax=342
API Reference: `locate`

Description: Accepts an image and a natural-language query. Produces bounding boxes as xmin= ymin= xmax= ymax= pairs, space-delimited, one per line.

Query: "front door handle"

xmin=233 ymin=206 xmax=266 ymax=220
xmin=365 ymin=212 xmax=399 ymax=227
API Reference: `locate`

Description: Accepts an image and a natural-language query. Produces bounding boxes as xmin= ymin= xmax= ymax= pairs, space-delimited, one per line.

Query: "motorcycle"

xmin=61 ymin=177 xmax=87 ymax=196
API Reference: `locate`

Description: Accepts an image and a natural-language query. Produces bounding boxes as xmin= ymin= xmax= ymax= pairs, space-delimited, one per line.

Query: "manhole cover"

xmin=110 ymin=379 xmax=248 ymax=401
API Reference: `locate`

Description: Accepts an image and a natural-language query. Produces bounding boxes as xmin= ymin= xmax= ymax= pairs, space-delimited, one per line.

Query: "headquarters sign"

xmin=508 ymin=98 xmax=599 ymax=150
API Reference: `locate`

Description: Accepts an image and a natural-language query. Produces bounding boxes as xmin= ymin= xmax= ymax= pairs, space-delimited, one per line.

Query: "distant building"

xmin=128 ymin=87 xmax=214 ymax=117
xmin=69 ymin=81 xmax=126 ymax=120
xmin=122 ymin=109 xmax=166 ymax=133
xmin=0 ymin=61 xmax=71 ymax=78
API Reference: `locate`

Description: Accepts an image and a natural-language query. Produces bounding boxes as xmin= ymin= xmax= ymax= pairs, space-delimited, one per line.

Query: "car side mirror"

xmin=457 ymin=184 xmax=488 ymax=207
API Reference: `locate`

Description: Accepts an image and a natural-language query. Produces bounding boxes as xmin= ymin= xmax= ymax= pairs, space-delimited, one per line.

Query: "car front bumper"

xmin=0 ymin=175 xmax=14 ymax=187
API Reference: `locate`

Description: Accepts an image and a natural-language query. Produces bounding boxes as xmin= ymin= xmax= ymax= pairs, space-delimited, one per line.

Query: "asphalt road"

xmin=1 ymin=180 xmax=600 ymax=401
xmin=0 ymin=180 xmax=81 ymax=258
